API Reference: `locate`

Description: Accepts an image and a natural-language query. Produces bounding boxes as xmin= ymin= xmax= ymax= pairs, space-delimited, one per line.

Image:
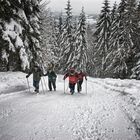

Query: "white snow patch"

xmin=2 ymin=49 xmax=9 ymax=62
xmin=0 ymin=72 xmax=140 ymax=140
xmin=19 ymin=48 xmax=30 ymax=70
xmin=86 ymin=18 xmax=96 ymax=25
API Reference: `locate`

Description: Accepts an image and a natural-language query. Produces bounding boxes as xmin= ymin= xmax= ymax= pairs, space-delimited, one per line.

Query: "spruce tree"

xmin=0 ymin=0 xmax=42 ymax=71
xmin=51 ymin=18 xmax=62 ymax=66
xmin=131 ymin=1 xmax=140 ymax=79
xmin=40 ymin=5 xmax=59 ymax=70
xmin=107 ymin=0 xmax=137 ymax=78
xmin=94 ymin=0 xmax=111 ymax=77
xmin=107 ymin=0 xmax=127 ymax=77
xmin=54 ymin=14 xmax=64 ymax=71
xmin=102 ymin=2 xmax=118 ymax=77
xmin=59 ymin=0 xmax=75 ymax=72
xmin=74 ymin=7 xmax=87 ymax=72
xmin=86 ymin=24 xmax=96 ymax=76
xmin=110 ymin=2 xmax=117 ymax=23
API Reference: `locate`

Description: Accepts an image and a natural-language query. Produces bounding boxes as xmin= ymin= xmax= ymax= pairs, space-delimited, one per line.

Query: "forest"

xmin=0 ymin=0 xmax=140 ymax=79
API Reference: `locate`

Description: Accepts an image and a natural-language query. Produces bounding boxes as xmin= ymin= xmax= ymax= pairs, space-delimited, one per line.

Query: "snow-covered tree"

xmin=100 ymin=2 xmax=118 ymax=77
xmin=0 ymin=0 xmax=42 ymax=71
xmin=107 ymin=0 xmax=137 ymax=78
xmin=40 ymin=6 xmax=64 ymax=72
xmin=52 ymin=13 xmax=64 ymax=71
xmin=110 ymin=2 xmax=117 ymax=23
xmin=40 ymin=1 xmax=58 ymax=70
xmin=73 ymin=7 xmax=87 ymax=72
xmin=134 ymin=1 xmax=140 ymax=50
xmin=59 ymin=0 xmax=75 ymax=72
xmin=40 ymin=4 xmax=50 ymax=69
xmin=86 ymin=24 xmax=96 ymax=76
xmin=106 ymin=0 xmax=127 ymax=77
xmin=131 ymin=1 xmax=140 ymax=79
xmin=94 ymin=0 xmax=111 ymax=77
xmin=131 ymin=53 xmax=140 ymax=79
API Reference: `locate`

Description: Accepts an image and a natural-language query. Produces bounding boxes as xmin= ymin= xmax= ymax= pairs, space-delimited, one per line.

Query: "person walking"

xmin=26 ymin=62 xmax=43 ymax=93
xmin=63 ymin=68 xmax=78 ymax=95
xmin=48 ymin=62 xmax=55 ymax=71
xmin=77 ymin=70 xmax=87 ymax=92
xmin=45 ymin=70 xmax=57 ymax=91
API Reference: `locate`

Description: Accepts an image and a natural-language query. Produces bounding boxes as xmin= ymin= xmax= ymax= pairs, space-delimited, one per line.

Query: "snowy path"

xmin=0 ymin=73 xmax=140 ymax=140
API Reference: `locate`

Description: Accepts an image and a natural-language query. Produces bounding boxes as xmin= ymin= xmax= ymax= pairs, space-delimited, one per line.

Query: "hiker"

xmin=63 ymin=68 xmax=78 ymax=95
xmin=26 ymin=62 xmax=43 ymax=93
xmin=77 ymin=70 xmax=87 ymax=92
xmin=44 ymin=70 xmax=57 ymax=91
xmin=48 ymin=62 xmax=55 ymax=71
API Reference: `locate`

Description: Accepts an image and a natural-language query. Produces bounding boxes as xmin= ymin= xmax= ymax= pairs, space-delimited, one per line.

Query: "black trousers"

xmin=33 ymin=80 xmax=40 ymax=92
xmin=69 ymin=83 xmax=76 ymax=94
xmin=48 ymin=80 xmax=56 ymax=91
xmin=77 ymin=80 xmax=83 ymax=92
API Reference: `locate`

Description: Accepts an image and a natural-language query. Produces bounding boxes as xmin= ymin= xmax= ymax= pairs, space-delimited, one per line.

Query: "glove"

xmin=26 ymin=75 xmax=29 ymax=78
xmin=85 ymin=78 xmax=87 ymax=81
xmin=44 ymin=73 xmax=47 ymax=76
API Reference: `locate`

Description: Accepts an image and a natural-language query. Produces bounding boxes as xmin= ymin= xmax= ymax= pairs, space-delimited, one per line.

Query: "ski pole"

xmin=86 ymin=80 xmax=87 ymax=94
xmin=64 ymin=80 xmax=65 ymax=94
xmin=66 ymin=83 xmax=69 ymax=92
xmin=39 ymin=59 xmax=48 ymax=92
xmin=77 ymin=81 xmax=79 ymax=93
xmin=26 ymin=78 xmax=30 ymax=93
xmin=43 ymin=77 xmax=48 ymax=91
xmin=41 ymin=78 xmax=45 ymax=94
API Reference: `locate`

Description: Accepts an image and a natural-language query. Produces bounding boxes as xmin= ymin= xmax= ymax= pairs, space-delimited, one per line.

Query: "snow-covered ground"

xmin=0 ymin=72 xmax=140 ymax=140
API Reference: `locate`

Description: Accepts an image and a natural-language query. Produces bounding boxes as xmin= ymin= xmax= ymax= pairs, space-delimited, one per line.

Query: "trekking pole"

xmin=26 ymin=78 xmax=30 ymax=93
xmin=41 ymin=78 xmax=45 ymax=94
xmin=66 ymin=83 xmax=69 ymax=92
xmin=40 ymin=58 xmax=48 ymax=92
xmin=64 ymin=80 xmax=65 ymax=94
xmin=86 ymin=80 xmax=87 ymax=94
xmin=43 ymin=77 xmax=48 ymax=91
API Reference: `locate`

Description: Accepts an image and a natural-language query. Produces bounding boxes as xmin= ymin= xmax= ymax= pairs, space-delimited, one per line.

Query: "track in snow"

xmin=0 ymin=74 xmax=139 ymax=140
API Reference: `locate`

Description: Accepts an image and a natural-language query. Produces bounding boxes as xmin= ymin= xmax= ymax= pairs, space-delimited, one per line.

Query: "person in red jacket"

xmin=63 ymin=68 xmax=78 ymax=95
xmin=77 ymin=70 xmax=87 ymax=92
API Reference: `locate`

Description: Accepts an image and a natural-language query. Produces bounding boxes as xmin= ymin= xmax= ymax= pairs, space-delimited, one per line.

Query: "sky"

xmin=48 ymin=0 xmax=121 ymax=14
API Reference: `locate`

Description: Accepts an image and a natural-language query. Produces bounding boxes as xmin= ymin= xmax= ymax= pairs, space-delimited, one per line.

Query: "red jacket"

xmin=78 ymin=72 xmax=87 ymax=81
xmin=64 ymin=72 xmax=78 ymax=84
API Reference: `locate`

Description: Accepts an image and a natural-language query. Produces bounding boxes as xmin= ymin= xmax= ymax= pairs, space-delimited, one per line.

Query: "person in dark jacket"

xmin=63 ymin=68 xmax=78 ymax=95
xmin=48 ymin=62 xmax=55 ymax=71
xmin=77 ymin=70 xmax=87 ymax=92
xmin=45 ymin=70 xmax=57 ymax=91
xmin=26 ymin=63 xmax=43 ymax=93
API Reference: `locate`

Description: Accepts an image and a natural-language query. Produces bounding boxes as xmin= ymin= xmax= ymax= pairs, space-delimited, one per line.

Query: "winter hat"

xmin=34 ymin=62 xmax=39 ymax=67
xmin=69 ymin=68 xmax=75 ymax=72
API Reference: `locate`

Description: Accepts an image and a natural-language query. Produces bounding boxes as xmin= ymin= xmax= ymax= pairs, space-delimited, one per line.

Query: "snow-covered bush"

xmin=0 ymin=0 xmax=42 ymax=71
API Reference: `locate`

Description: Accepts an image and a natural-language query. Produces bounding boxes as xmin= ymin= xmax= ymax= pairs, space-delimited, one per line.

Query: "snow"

xmin=2 ymin=49 xmax=9 ymax=63
xmin=4 ymin=19 xmax=22 ymax=35
xmin=31 ymin=0 xmax=38 ymax=5
xmin=86 ymin=18 xmax=96 ymax=25
xmin=2 ymin=19 xmax=23 ymax=50
xmin=0 ymin=72 xmax=140 ymax=140
xmin=1 ymin=18 xmax=31 ymax=70
xmin=18 ymin=0 xmax=21 ymax=3
xmin=15 ymin=36 xmax=24 ymax=48
xmin=17 ymin=9 xmax=29 ymax=24
xmin=19 ymin=48 xmax=30 ymax=70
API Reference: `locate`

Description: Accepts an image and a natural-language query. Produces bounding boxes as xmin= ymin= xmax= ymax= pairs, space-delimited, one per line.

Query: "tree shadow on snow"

xmin=0 ymin=85 xmax=28 ymax=95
